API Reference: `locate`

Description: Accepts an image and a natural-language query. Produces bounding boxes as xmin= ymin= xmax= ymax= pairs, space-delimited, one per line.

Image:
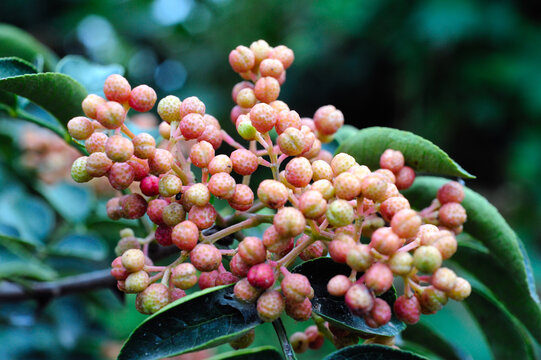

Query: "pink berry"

xmin=105 ymin=135 xmax=134 ymax=162
xmin=230 ymin=149 xmax=258 ymax=176
xmin=208 ymin=172 xmax=236 ymax=200
xmin=179 ymin=96 xmax=205 ymax=118
xmin=215 ymin=271 xmax=238 ymax=286
xmin=198 ymin=270 xmax=218 ymax=290
xmin=331 ymin=153 xmax=356 ymax=175
xmin=254 ymin=76 xmax=280 ymax=104
xmin=257 ymin=179 xmax=288 ymax=209
xmin=370 ymin=227 xmax=403 ymax=255
xmin=132 ymin=132 xmax=156 ymax=159
xmin=277 ymin=127 xmax=305 ymax=156
xmin=148 ymin=148 xmax=174 ymax=175
xmin=281 ymin=273 xmax=311 ymax=303
xmin=327 ymin=275 xmax=352 ymax=297
xmin=86 ymin=152 xmax=112 ymax=177
xmin=208 ymin=154 xmax=232 ymax=175
xmin=313 ymin=105 xmax=344 ymax=135
xmin=120 ymin=194 xmax=148 ymax=219
xmin=135 ymin=283 xmax=169 ymax=314
xmin=269 ymin=45 xmax=294 ymax=69
xmin=85 ymin=132 xmax=107 ymax=154
xmin=172 ymin=263 xmax=198 ymax=290
xmin=333 ymin=172 xmax=362 ymax=200
xmin=364 ymin=263 xmax=393 ymax=295
xmin=230 ymin=254 xmax=251 ymax=278
xmin=395 ymin=166 xmax=415 ymax=190
xmin=129 ymin=85 xmax=157 ymax=112
xmin=111 ymin=256 xmax=128 ymax=280
xmin=286 ymin=297 xmax=312 ymax=322
xmin=67 ymin=116 xmax=94 ymax=140
xmin=391 ymin=209 xmax=422 ymax=239
xmin=190 ymin=140 xmax=215 ymax=168
xmin=285 ymin=157 xmax=313 ymax=188
xmin=140 ymin=175 xmax=160 ymax=196
xmin=274 ymin=207 xmax=306 ymax=237
xmin=104 ymin=74 xmax=131 ymax=103
xmin=257 ymin=290 xmax=285 ymax=322
xmin=439 ymin=202 xmax=467 ymax=228
xmin=247 ymin=263 xmax=275 ymax=289
xmin=365 ymin=298 xmax=392 ymax=328
xmin=228 ymin=184 xmax=254 ymax=211
xmin=238 ymin=237 xmax=266 ymax=265
xmin=249 ymin=103 xmax=277 ymax=133
xmin=379 ymin=149 xmax=405 ymax=173
xmin=198 ymin=124 xmax=223 ymax=150
xmin=188 ymin=204 xmax=217 ymax=229
xmin=147 ymin=198 xmax=169 ymax=225
xmin=234 ymin=278 xmax=261 ymax=303
xmin=275 ymin=110 xmax=301 ymax=134
xmin=345 ymin=284 xmax=374 ymax=316
xmin=108 ymin=162 xmax=135 ymax=190
xmin=96 ymin=101 xmax=125 ymax=129
xmin=82 ymin=94 xmax=106 ymax=119
xmin=259 ymin=58 xmax=285 ymax=79
xmin=328 ymin=238 xmax=355 ymax=264
xmin=190 ymin=244 xmax=222 ymax=272
xmin=380 ymin=196 xmax=410 ymax=222
xmin=298 ymin=190 xmax=327 ymax=219
xmin=172 ymin=220 xmax=199 ymax=251
xmin=437 ymin=181 xmax=465 ymax=204
xmin=229 ymin=45 xmax=255 ymax=73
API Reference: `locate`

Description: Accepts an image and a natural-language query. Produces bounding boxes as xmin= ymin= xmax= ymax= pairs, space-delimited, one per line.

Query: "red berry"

xmin=281 ymin=273 xmax=312 ymax=303
xmin=180 ymin=113 xmax=205 ymax=139
xmin=394 ymin=295 xmax=421 ymax=324
xmin=285 ymin=157 xmax=313 ymax=188
xmin=234 ymin=278 xmax=261 ymax=303
xmin=364 ymin=263 xmax=393 ymax=295
xmin=286 ymin=297 xmax=312 ymax=321
xmin=257 ymin=290 xmax=285 ymax=322
xmin=198 ymin=270 xmax=218 ymax=290
xmin=140 ymin=175 xmax=160 ymax=196
xmin=345 ymin=284 xmax=374 ymax=316
xmin=230 ymin=149 xmax=258 ymax=176
xmin=257 ymin=180 xmax=288 ymax=209
xmin=179 ymin=96 xmax=205 ymax=118
xmin=438 ymin=202 xmax=467 ymax=228
xmin=365 ymin=298 xmax=392 ymax=328
xmin=188 ymin=204 xmax=217 ymax=229
xmin=148 ymin=149 xmax=174 ymax=175
xmin=155 ymin=225 xmax=173 ymax=246
xmin=147 ymin=198 xmax=168 ymax=225
xmin=370 ymin=227 xmax=403 ymax=255
xmin=85 ymin=132 xmax=107 ymax=154
xmin=249 ymin=103 xmax=276 ymax=133
xmin=104 ymin=74 xmax=131 ymax=103
xmin=247 ymin=263 xmax=275 ymax=289
xmin=238 ymin=236 xmax=266 ymax=265
xmin=172 ymin=220 xmax=199 ymax=251
xmin=190 ymin=244 xmax=222 ymax=272
xmin=229 ymin=45 xmax=255 ymax=73
xmin=437 ymin=181 xmax=465 ymax=204
xmin=228 ymin=184 xmax=254 ymax=211
xmin=395 ymin=166 xmax=415 ymax=190
xmin=313 ymin=105 xmax=344 ymax=135
xmin=230 ymin=254 xmax=251 ymax=278
xmin=208 ymin=172 xmax=236 ymax=199
xmin=68 ymin=116 xmax=94 ymax=140
xmin=108 ymin=162 xmax=135 ymax=190
xmin=274 ymin=207 xmax=306 ymax=237
xmin=96 ymin=101 xmax=126 ymax=129
xmin=391 ymin=209 xmax=421 ymax=239
xmin=254 ymin=76 xmax=280 ymax=104
xmin=111 ymin=256 xmax=128 ymax=280
xmin=120 ymin=194 xmax=148 ymax=219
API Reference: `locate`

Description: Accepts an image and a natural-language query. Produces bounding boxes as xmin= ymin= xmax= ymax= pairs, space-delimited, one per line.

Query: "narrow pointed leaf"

xmin=118 ymin=285 xmax=262 ymax=360
xmin=292 ymin=258 xmax=405 ymax=337
xmin=336 ymin=127 xmax=474 ymax=178
xmin=207 ymin=346 xmax=283 ymax=360
xmin=323 ymin=344 xmax=427 ymax=360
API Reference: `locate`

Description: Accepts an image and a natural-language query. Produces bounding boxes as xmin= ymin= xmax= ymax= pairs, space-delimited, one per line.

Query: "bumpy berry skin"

xmin=327 ymin=274 xmax=352 ymax=297
xmin=106 ymin=197 xmax=123 ymax=220
xmin=370 ymin=227 xmax=403 ymax=255
xmin=229 ymin=329 xmax=255 ymax=350
xmin=108 ymin=162 xmax=135 ymax=190
xmin=149 ymin=148 xmax=174 ymax=175
xmin=111 ymin=257 xmax=128 ymax=280
xmin=394 ymin=295 xmax=421 ymax=324
xmin=232 ymin=81 xmax=254 ymax=102
xmin=96 ymin=101 xmax=126 ymax=129
xmin=138 ymin=176 xmax=158 ymax=197
xmin=259 ymin=58 xmax=285 ymax=79
xmin=172 ymin=263 xmax=198 ymax=289
xmin=198 ymin=270 xmax=218 ymax=290
xmin=229 ymin=45 xmax=255 ymax=73
xmin=230 ymin=148 xmax=258 ymax=176
xmin=448 ymin=277 xmax=471 ymax=301
xmin=172 ymin=220 xmax=199 ymax=251
xmin=249 ymin=103 xmax=276 ymax=133
xmin=230 ymin=254 xmax=251 ymax=278
xmin=437 ymin=181 xmax=465 ymax=204
xmin=236 ymin=87 xmax=257 ymax=108
xmin=380 ymin=196 xmax=410 ymax=222
xmin=300 ymin=240 xmax=327 ymax=260
xmin=124 ymin=270 xmax=150 ymax=293
xmin=208 ymin=154 xmax=232 ymax=175
xmin=208 ymin=172 xmax=236 ymax=200
xmin=120 ymin=194 xmax=148 ymax=219
xmin=157 ymin=95 xmax=181 ymax=124
xmin=254 ymin=76 xmax=280 ymax=104
xmin=135 ymin=283 xmax=169 ymax=314
xmin=190 ymin=244 xmax=222 ymax=272
xmin=170 ymin=288 xmax=187 ymax=302
xmin=298 ymin=190 xmax=327 ymax=219
xmin=391 ymin=209 xmax=422 ymax=239
xmin=104 ymin=74 xmax=131 ymax=103
xmin=331 ymin=153 xmax=356 ymax=175
xmin=115 ymin=237 xmax=140 ymax=256
xmin=159 ymin=174 xmax=183 ymax=198
xmin=71 ymin=156 xmax=93 ymax=183
xmin=420 ymin=286 xmax=448 ymax=314
xmin=238 ymin=237 xmax=266 ymax=265
xmin=364 ymin=263 xmax=393 ymax=295
xmin=326 ymin=199 xmax=354 ymax=228
xmin=329 ymin=237 xmax=355 ymax=265
xmin=314 ymin=105 xmax=344 ymax=135
xmin=82 ymin=94 xmax=106 ymax=119
xmin=215 ymin=271 xmax=238 ymax=286
xmin=275 ymin=110 xmax=301 ymax=134
xmin=228 ymin=184 xmax=254 ymax=211
xmin=305 ymin=326 xmax=324 ymax=350
xmin=286 ymin=297 xmax=312 ymax=321
xmin=345 ymin=284 xmax=374 ymax=316
xmin=285 ymin=157 xmax=313 ymax=188
xmin=146 ymin=198 xmax=168 ymax=226
xmin=333 ymin=172 xmax=362 ymax=200
xmin=198 ymin=123 xmax=223 ymax=149
xmin=432 ymin=267 xmax=457 ymax=292
xmin=278 ymin=127 xmax=305 ymax=156
xmin=155 ymin=225 xmax=173 ymax=246
xmin=257 ymin=290 xmax=285 ymax=322
xmin=129 ymin=85 xmax=157 ymax=112
xmin=379 ymin=149 xmax=405 ymax=173
xmin=86 ymin=152 xmax=112 ymax=177
xmin=180 ymin=113 xmax=205 ymax=139
xmin=68 ymin=116 xmax=94 ymax=140
xmin=365 ymin=298 xmax=392 ymax=328
xmin=281 ymin=273 xmax=311 ymax=303
xmin=127 ymin=156 xmax=150 ymax=181
xmin=132 ymin=132 xmax=156 ymax=159
xmin=395 ymin=166 xmax=415 ymax=190
xmin=85 ymin=132 xmax=107 ymax=154
xmin=439 ymin=202 xmax=467 ymax=228
xmin=184 ymin=183 xmax=211 ymax=207
xmin=312 ymin=160 xmax=333 ymax=181
xmin=234 ymin=278 xmax=261 ymax=303
xmin=188 ymin=204 xmax=217 ymax=229
xmin=262 ymin=225 xmax=287 ymax=253
xmin=413 ymin=246 xmax=443 ymax=273
xmin=361 ymin=174 xmax=388 ymax=202
xmin=105 ymin=135 xmax=133 ymax=162
xmin=433 ymin=231 xmax=458 ymax=260
xmin=162 ymin=202 xmax=185 ymax=227
xmin=346 ymin=244 xmax=373 ymax=272
xmin=257 ymin=180 xmax=288 ymax=209
xmin=179 ymin=96 xmax=205 ymax=118
xmin=247 ymin=263 xmax=275 ymax=289
xmin=388 ymin=251 xmax=413 ymax=276
xmin=269 ymin=45 xmax=294 ymax=69
xmin=311 ymin=179 xmax=335 ymax=200
xmin=274 ymin=207 xmax=306 ymax=237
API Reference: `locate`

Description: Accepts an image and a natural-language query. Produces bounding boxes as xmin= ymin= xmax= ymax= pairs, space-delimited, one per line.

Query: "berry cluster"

xmin=70 ymin=40 xmax=471 ymax=352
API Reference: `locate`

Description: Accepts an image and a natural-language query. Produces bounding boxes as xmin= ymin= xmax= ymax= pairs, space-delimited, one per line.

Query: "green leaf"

xmin=36 ymin=182 xmax=94 ymax=223
xmin=0 ymin=57 xmax=37 ymax=78
xmin=464 ymin=287 xmax=534 ymax=359
xmin=48 ymin=234 xmax=107 ymax=261
xmin=0 ymin=235 xmax=56 ymax=280
xmin=402 ymin=176 xmax=541 ymax=341
xmin=0 ymin=24 xmax=58 ymax=70
xmin=452 ymin=236 xmax=541 ymax=343
xmin=401 ymin=321 xmax=469 ymax=360
xmin=323 ymin=344 xmax=427 ymax=360
xmin=292 ymin=258 xmax=406 ymax=337
xmin=333 ymin=124 xmax=358 ymax=145
xmin=336 ymin=127 xmax=474 ymax=178
xmin=118 ymin=285 xmax=262 ymax=360
xmin=207 ymin=346 xmax=283 ymax=360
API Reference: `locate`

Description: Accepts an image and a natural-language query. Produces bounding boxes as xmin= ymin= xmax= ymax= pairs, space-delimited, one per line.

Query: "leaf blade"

xmin=207 ymin=346 xmax=283 ymax=360
xmin=323 ymin=344 xmax=427 ymax=360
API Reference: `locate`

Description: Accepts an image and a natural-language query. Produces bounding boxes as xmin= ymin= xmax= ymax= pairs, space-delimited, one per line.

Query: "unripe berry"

xmin=229 ymin=329 xmax=255 ymax=350
xmin=115 ymin=236 xmax=140 ymax=256
xmin=250 ymin=39 xmax=271 ymax=63
xmin=285 ymin=157 xmax=313 ymax=188
xmin=345 ymin=284 xmax=374 ymax=316
xmin=334 ymin=172 xmax=362 ymax=200
xmin=198 ymin=270 xmax=218 ymax=290
xmin=185 ymin=183 xmax=211 ymax=207
xmin=68 ymin=116 xmax=94 ymax=140
xmin=159 ymin=121 xmax=171 ymax=139
xmin=394 ymin=295 xmax=421 ymax=325
xmin=228 ymin=184 xmax=254 ymax=211
xmin=277 ymin=127 xmax=305 ymax=156
xmin=290 ymin=331 xmax=309 ymax=354
xmin=413 ymin=245 xmax=442 ymax=273
xmin=120 ymin=193 xmax=148 ymax=219
xmin=208 ymin=172 xmax=236 ymax=200
xmin=179 ymin=96 xmax=205 ymax=119
xmin=149 ymin=148 xmax=174 ymax=174
xmin=388 ymin=251 xmax=413 ymax=276
xmin=106 ymin=197 xmax=123 ymax=220
xmin=238 ymin=236 xmax=266 ymax=265
xmin=365 ymin=298 xmax=392 ymax=328
xmin=236 ymin=87 xmax=257 ymax=108
xmin=270 ymin=100 xmax=290 ymax=113
xmin=190 ymin=244 xmax=222 ymax=272
xmin=188 ymin=204 xmax=217 ymax=229
xmin=302 ymin=138 xmax=322 ymax=159
xmin=230 ymin=105 xmax=250 ymax=124
xmin=281 ymin=273 xmax=311 ymax=303
xmin=232 ymin=81 xmax=255 ymax=102
xmin=85 ymin=132 xmax=107 ymax=154
xmin=286 ymin=297 xmax=312 ymax=321
xmin=236 ymin=115 xmax=257 ymax=141
xmin=417 ymin=224 xmax=440 ymax=245
xmin=300 ymin=240 xmax=327 ymax=260
xmin=96 ymin=101 xmax=125 ymax=129
xmin=433 ymin=232 xmax=458 ymax=260
xmin=391 ymin=209 xmax=421 ymax=239
xmin=124 ymin=270 xmax=150 ymax=293
xmin=198 ymin=123 xmax=223 ymax=149
xmin=127 ymin=156 xmax=150 ymax=181
xmin=157 ymin=95 xmax=182 ymax=123
xmin=162 ymin=202 xmax=186 ymax=227
xmin=346 ymin=244 xmax=373 ymax=271
xmin=111 ymin=256 xmax=128 ymax=280
xmin=230 ymin=254 xmax=251 ymax=278
xmin=249 ymin=103 xmax=276 ymax=133
xmin=298 ymin=190 xmax=327 ymax=219
xmin=300 ymin=125 xmax=316 ymax=153
xmin=379 ymin=149 xmax=405 ymax=173
xmin=331 ymin=153 xmax=356 ymax=175
xmin=260 ymin=58 xmax=285 ymax=79
xmin=159 ymin=174 xmax=183 ymax=198
xmin=86 ymin=151 xmax=112 ymax=177
xmin=172 ymin=220 xmax=199 ymax=251
xmin=420 ymin=286 xmax=448 ymax=314
xmin=258 ymin=180 xmax=288 ymax=209
xmin=171 ymin=263 xmax=198 ymax=289
xmin=104 ymin=74 xmax=131 ymax=103
xmin=275 ymin=110 xmax=301 ymax=134
xmin=395 ymin=166 xmax=415 ymax=190
xmin=234 ymin=278 xmax=261 ymax=303
xmin=432 ymin=267 xmax=457 ymax=292
xmin=328 ymin=237 xmax=355 ymax=264
xmin=229 ymin=45 xmax=255 ymax=73
xmin=448 ymin=277 xmax=471 ymax=301
xmin=311 ymin=179 xmax=335 ymax=200
xmin=217 ymin=271 xmax=240 ymax=286
xmin=313 ymin=105 xmax=344 ymax=135
xmin=269 ymin=45 xmax=294 ymax=69
xmin=257 ymin=290 xmax=285 ymax=322
xmin=180 ymin=113 xmax=205 ymax=139
xmin=129 ymin=85 xmax=156 ymax=112
xmin=274 ymin=207 xmax=306 ymax=237
xmin=155 ymin=225 xmax=173 ymax=246
xmin=108 ymin=162 xmax=135 ymax=190
xmin=327 ymin=274 xmax=352 ymax=297
xmin=375 ymin=169 xmax=396 ymax=186
xmin=105 ymin=135 xmax=133 ymax=162
xmin=247 ymin=263 xmax=275 ymax=289
xmin=132 ymin=132 xmax=156 ymax=159
xmin=439 ymin=202 xmax=467 ymax=228
xmin=370 ymin=227 xmax=403 ymax=255
xmin=348 ymin=164 xmax=371 ymax=182
xmin=380 ymin=196 xmax=410 ymax=222
xmin=170 ymin=288 xmax=187 ymax=302
xmin=230 ymin=149 xmax=258 ymax=176
xmin=361 ymin=174 xmax=388 ymax=202
xmin=305 ymin=326 xmax=324 ymax=350
xmin=438 ymin=181 xmax=465 ymax=205
xmin=326 ymin=199 xmax=354 ymax=228
xmin=312 ymin=160 xmax=333 ymax=181
xmin=71 ymin=156 xmax=92 ymax=183
xmin=262 ymin=225 xmax=287 ymax=253
xmin=364 ymin=263 xmax=393 ymax=295
xmin=82 ymin=94 xmax=106 ymax=119
xmin=135 ymin=283 xmax=169 ymax=314
xmin=147 ymin=198 xmax=168 ymax=225
xmin=208 ymin=154 xmax=232 ymax=175
xmin=254 ymin=76 xmax=280 ymax=104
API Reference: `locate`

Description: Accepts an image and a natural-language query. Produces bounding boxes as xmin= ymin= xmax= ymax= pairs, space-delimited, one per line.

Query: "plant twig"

xmin=272 ymin=318 xmax=296 ymax=360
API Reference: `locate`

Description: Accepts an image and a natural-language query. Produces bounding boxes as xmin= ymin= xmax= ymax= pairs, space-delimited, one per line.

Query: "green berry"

xmin=413 ymin=246 xmax=442 ymax=274
xmin=326 ymin=199 xmax=354 ymax=228
xmin=135 ymin=283 xmax=169 ymax=314
xmin=71 ymin=156 xmax=93 ymax=183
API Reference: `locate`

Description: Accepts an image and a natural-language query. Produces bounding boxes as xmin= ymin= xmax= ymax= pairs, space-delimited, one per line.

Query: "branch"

xmin=272 ymin=318 xmax=296 ymax=360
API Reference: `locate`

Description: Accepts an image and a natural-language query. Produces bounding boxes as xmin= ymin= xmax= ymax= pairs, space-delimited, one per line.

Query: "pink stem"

xmin=221 ymin=130 xmax=246 ymax=150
